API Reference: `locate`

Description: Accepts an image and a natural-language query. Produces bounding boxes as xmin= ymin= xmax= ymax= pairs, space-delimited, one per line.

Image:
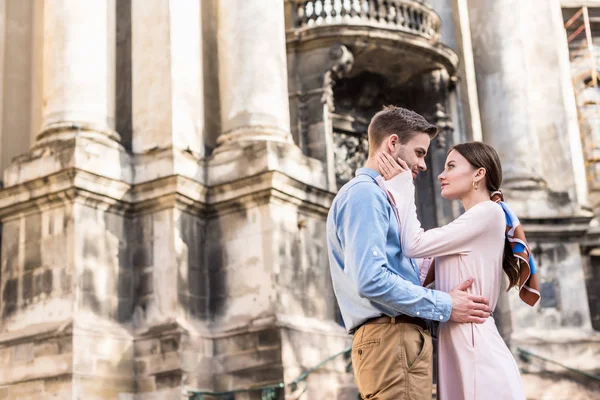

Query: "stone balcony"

xmin=285 ymin=0 xmax=457 ymax=83
xmin=292 ymin=0 xmax=441 ymax=42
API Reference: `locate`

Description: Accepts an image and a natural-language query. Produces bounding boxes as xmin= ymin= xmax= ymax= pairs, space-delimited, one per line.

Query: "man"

xmin=326 ymin=106 xmax=491 ymax=399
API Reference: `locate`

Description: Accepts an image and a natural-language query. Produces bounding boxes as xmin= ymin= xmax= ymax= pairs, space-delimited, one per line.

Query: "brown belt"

xmin=358 ymin=315 xmax=429 ymax=332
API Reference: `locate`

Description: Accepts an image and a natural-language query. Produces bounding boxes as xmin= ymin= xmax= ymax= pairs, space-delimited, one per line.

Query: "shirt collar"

xmin=355 ymin=168 xmax=380 ymax=180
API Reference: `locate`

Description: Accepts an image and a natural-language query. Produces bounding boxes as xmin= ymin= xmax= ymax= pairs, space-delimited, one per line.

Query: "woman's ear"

xmin=475 ymin=167 xmax=487 ymax=182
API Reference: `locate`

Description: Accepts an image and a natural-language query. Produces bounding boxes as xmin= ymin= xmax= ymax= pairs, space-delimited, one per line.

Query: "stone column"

xmin=37 ymin=0 xmax=118 ymax=145
xmin=131 ymin=0 xmax=204 ymax=157
xmin=468 ymin=0 xmax=549 ymax=190
xmin=216 ymin=0 xmax=293 ymax=147
xmin=468 ymin=0 xmax=600 ymax=385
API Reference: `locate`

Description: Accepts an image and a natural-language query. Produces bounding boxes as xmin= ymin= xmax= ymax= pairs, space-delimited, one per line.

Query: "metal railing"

xmin=187 ymin=346 xmax=352 ymax=399
xmin=518 ymin=347 xmax=600 ymax=382
xmin=291 ymin=0 xmax=441 ymax=41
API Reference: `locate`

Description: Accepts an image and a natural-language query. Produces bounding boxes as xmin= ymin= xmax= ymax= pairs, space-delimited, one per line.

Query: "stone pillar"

xmin=37 ymin=0 xmax=118 ymax=145
xmin=131 ymin=0 xmax=204 ymax=157
xmin=468 ymin=0 xmax=600 ymax=385
xmin=468 ymin=0 xmax=548 ymax=190
xmin=216 ymin=0 xmax=293 ymax=147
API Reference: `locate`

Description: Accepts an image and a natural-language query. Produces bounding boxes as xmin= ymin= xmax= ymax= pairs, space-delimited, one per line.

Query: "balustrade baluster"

xmin=348 ymin=0 xmax=356 ymax=17
xmin=331 ymin=0 xmax=338 ymax=18
xmin=397 ymin=4 xmax=405 ymax=28
xmin=323 ymin=0 xmax=333 ymax=22
xmin=319 ymin=0 xmax=327 ymax=22
xmin=296 ymin=2 xmax=306 ymax=27
xmin=368 ymin=0 xmax=376 ymax=22
xmin=360 ymin=0 xmax=368 ymax=19
xmin=386 ymin=1 xmax=395 ymax=25
xmin=341 ymin=0 xmax=350 ymax=18
xmin=376 ymin=0 xmax=386 ymax=24
xmin=408 ymin=7 xmax=415 ymax=30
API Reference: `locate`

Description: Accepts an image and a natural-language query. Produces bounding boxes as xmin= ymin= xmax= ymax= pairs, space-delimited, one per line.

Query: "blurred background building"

xmin=0 ymin=0 xmax=598 ymax=398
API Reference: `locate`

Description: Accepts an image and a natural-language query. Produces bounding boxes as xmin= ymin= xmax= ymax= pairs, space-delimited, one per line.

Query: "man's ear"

xmin=387 ymin=134 xmax=399 ymax=153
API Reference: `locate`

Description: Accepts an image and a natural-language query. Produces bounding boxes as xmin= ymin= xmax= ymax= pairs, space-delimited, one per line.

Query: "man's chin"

xmin=411 ymin=172 xmax=418 ymax=180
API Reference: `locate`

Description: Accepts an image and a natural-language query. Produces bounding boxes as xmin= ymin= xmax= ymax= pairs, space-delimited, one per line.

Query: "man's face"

xmin=391 ymin=133 xmax=431 ymax=180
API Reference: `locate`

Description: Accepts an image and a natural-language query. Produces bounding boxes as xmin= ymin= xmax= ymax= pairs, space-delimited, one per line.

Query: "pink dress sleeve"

xmin=382 ymin=172 xmax=496 ymax=259
xmin=417 ymin=258 xmax=434 ymax=285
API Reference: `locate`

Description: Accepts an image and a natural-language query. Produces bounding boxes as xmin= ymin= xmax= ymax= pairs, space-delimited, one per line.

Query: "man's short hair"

xmin=367 ymin=106 xmax=438 ymax=154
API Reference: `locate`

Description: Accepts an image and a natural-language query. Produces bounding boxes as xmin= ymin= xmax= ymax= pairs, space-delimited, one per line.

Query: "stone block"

xmin=154 ymin=370 xmax=182 ymax=390
xmin=42 ymin=235 xmax=68 ymax=268
xmin=132 ymin=245 xmax=153 ymax=268
xmin=182 ymin=294 xmax=208 ymax=320
xmin=22 ymin=272 xmax=33 ymax=303
xmin=57 ymin=336 xmax=73 ymax=354
xmin=34 ymin=269 xmax=53 ymax=298
xmin=23 ymin=242 xmax=42 ymax=271
xmin=160 ymin=336 xmax=180 ymax=354
xmin=134 ymin=338 xmax=161 ymax=357
xmin=0 ymin=347 xmax=12 ymax=366
xmin=135 ymin=359 xmax=147 ymax=375
xmin=25 ymin=213 xmax=42 ymax=242
xmin=2 ymin=278 xmax=18 ymax=313
xmin=43 ymin=375 xmax=73 ymax=397
xmin=136 ymin=377 xmax=156 ymax=393
xmin=33 ymin=341 xmax=59 ymax=358
xmin=136 ymin=270 xmax=153 ymax=297
xmin=60 ymin=269 xmax=72 ymax=292
xmin=186 ymin=267 xmax=207 ymax=298
xmin=2 ymin=241 xmax=19 ymax=277
xmin=7 ymin=380 xmax=44 ymax=396
xmin=216 ymin=349 xmax=282 ymax=374
xmin=257 ymin=329 xmax=280 ymax=349
xmin=118 ymin=270 xmax=133 ymax=299
xmin=146 ymin=351 xmax=180 ymax=375
xmin=12 ymin=343 xmax=34 ymax=363
xmin=213 ymin=332 xmax=258 ymax=355
xmin=118 ymin=296 xmax=134 ymax=323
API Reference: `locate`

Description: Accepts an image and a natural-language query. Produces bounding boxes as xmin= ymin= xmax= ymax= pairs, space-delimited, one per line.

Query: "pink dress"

xmin=383 ymin=173 xmax=525 ymax=400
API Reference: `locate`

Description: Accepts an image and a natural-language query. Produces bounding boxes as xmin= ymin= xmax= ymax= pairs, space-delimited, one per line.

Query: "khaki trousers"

xmin=351 ymin=321 xmax=433 ymax=400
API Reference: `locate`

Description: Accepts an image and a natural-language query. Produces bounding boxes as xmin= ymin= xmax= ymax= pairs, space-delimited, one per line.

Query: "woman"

xmin=377 ymin=142 xmax=540 ymax=400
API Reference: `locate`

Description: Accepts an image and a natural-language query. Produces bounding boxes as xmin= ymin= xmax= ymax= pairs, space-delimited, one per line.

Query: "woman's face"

xmin=438 ymin=149 xmax=478 ymax=200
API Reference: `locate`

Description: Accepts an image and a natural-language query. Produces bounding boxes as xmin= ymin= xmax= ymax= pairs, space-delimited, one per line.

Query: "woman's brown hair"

xmin=450 ymin=142 xmax=520 ymax=290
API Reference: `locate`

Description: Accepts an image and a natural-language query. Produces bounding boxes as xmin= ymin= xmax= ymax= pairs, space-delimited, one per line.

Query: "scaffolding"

xmin=564 ymin=6 xmax=600 ymax=191
xmin=565 ymin=6 xmax=598 ymax=87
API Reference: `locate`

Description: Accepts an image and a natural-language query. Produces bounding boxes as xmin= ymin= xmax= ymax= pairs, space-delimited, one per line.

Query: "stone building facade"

xmin=0 ymin=0 xmax=598 ymax=399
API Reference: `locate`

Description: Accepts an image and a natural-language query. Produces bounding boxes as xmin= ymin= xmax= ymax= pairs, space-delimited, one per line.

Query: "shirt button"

xmin=373 ymin=250 xmax=378 ymax=256
xmin=439 ymin=315 xmax=444 ymax=320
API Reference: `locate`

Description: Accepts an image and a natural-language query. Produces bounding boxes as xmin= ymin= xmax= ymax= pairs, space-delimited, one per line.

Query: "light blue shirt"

xmin=326 ymin=168 xmax=452 ymax=333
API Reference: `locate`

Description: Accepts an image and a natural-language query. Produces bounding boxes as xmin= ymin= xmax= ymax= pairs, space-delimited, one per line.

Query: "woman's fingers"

xmin=397 ymin=158 xmax=409 ymax=171
xmin=376 ymin=152 xmax=409 ymax=180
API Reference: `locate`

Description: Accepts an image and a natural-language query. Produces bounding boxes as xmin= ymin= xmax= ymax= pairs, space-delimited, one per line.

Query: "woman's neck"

xmin=461 ymin=189 xmax=491 ymax=211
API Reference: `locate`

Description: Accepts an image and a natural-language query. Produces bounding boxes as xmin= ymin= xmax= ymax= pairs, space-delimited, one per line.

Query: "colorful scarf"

xmin=491 ymin=190 xmax=541 ymax=307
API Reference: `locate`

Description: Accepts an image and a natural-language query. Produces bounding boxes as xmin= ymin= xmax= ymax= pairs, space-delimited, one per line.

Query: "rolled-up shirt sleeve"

xmin=337 ymin=183 xmax=452 ymax=322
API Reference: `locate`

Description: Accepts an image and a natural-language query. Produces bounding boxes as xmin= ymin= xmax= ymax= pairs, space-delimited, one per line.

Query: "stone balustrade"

xmin=292 ymin=0 xmax=440 ymax=41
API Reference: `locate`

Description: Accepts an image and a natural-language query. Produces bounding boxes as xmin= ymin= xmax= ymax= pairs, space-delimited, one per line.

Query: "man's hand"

xmin=449 ymin=278 xmax=491 ymax=324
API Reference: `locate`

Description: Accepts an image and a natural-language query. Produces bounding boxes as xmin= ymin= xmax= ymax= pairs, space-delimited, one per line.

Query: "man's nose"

xmin=418 ymin=160 xmax=427 ymax=171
